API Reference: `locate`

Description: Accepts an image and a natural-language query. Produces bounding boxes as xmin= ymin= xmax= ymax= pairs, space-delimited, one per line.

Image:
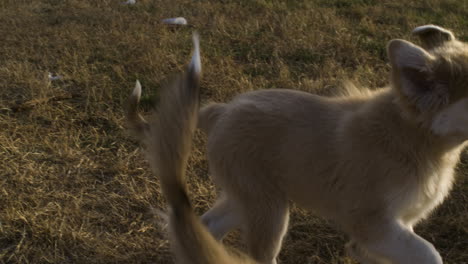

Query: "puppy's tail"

xmin=126 ymin=33 xmax=255 ymax=264
xmin=125 ymin=80 xmax=151 ymax=141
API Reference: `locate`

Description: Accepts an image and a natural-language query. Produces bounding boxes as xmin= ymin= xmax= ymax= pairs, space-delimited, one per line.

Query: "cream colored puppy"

xmin=128 ymin=26 xmax=467 ymax=264
xmin=196 ymin=25 xmax=468 ymax=264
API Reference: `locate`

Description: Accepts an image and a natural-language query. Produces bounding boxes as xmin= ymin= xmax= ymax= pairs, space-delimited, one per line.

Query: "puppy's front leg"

xmin=354 ymin=220 xmax=442 ymax=264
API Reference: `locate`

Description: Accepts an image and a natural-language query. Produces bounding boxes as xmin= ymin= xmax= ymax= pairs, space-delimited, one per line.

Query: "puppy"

xmin=196 ymin=25 xmax=468 ymax=264
xmin=127 ymin=34 xmax=256 ymax=264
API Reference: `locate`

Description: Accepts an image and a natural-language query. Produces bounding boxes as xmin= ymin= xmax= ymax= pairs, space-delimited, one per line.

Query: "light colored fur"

xmin=196 ymin=25 xmax=468 ymax=264
xmin=126 ymin=26 xmax=468 ymax=264
xmin=126 ymin=34 xmax=256 ymax=264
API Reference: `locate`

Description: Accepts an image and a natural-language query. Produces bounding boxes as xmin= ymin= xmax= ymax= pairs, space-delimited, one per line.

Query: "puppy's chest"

xmin=401 ymin=161 xmax=456 ymax=219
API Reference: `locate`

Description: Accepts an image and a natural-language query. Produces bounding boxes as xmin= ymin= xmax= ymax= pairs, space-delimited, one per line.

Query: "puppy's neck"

xmin=355 ymin=88 xmax=461 ymax=162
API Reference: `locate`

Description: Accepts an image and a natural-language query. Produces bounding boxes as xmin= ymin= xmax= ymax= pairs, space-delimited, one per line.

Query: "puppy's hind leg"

xmin=242 ymin=197 xmax=289 ymax=264
xmin=201 ymin=192 xmax=243 ymax=241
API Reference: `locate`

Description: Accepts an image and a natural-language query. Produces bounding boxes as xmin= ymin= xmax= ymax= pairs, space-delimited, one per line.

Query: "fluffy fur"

xmin=197 ymin=25 xmax=468 ymax=264
xmin=126 ymin=34 xmax=256 ymax=264
xmin=127 ymin=25 xmax=468 ymax=264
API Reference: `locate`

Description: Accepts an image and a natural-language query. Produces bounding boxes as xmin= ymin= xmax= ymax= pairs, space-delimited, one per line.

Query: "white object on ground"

xmin=121 ymin=0 xmax=136 ymax=5
xmin=48 ymin=72 xmax=62 ymax=81
xmin=162 ymin=17 xmax=188 ymax=25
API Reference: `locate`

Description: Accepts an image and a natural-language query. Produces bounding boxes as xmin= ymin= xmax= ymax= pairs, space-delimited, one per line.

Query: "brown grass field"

xmin=0 ymin=0 xmax=467 ymax=263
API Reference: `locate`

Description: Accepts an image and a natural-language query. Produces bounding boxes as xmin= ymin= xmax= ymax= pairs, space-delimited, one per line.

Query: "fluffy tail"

xmin=126 ymin=33 xmax=255 ymax=264
xmin=125 ymin=80 xmax=151 ymax=140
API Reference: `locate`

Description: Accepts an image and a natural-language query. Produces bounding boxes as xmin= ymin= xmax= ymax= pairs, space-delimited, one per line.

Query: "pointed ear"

xmin=388 ymin=39 xmax=448 ymax=112
xmin=412 ymin=25 xmax=455 ymax=50
xmin=388 ymin=39 xmax=434 ymax=92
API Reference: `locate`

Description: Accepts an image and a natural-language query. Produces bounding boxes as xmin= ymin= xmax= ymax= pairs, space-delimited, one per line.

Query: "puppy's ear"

xmin=388 ymin=39 xmax=448 ymax=113
xmin=412 ymin=25 xmax=455 ymax=50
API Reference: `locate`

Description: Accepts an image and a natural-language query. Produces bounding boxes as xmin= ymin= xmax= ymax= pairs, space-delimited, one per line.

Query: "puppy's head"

xmin=388 ymin=25 xmax=468 ymax=140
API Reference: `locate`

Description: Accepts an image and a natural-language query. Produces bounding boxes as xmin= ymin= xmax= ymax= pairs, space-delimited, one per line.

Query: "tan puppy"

xmin=196 ymin=25 xmax=468 ymax=264
xmin=127 ymin=34 xmax=256 ymax=264
xmin=128 ymin=26 xmax=467 ymax=263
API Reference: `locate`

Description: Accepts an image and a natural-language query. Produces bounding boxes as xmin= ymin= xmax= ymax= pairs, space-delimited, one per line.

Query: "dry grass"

xmin=0 ymin=0 xmax=467 ymax=263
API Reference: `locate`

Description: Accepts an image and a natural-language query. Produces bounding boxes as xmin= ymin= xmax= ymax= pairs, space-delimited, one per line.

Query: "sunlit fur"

xmin=127 ymin=26 xmax=468 ymax=264
xmin=196 ymin=25 xmax=468 ymax=264
xmin=126 ymin=34 xmax=257 ymax=264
